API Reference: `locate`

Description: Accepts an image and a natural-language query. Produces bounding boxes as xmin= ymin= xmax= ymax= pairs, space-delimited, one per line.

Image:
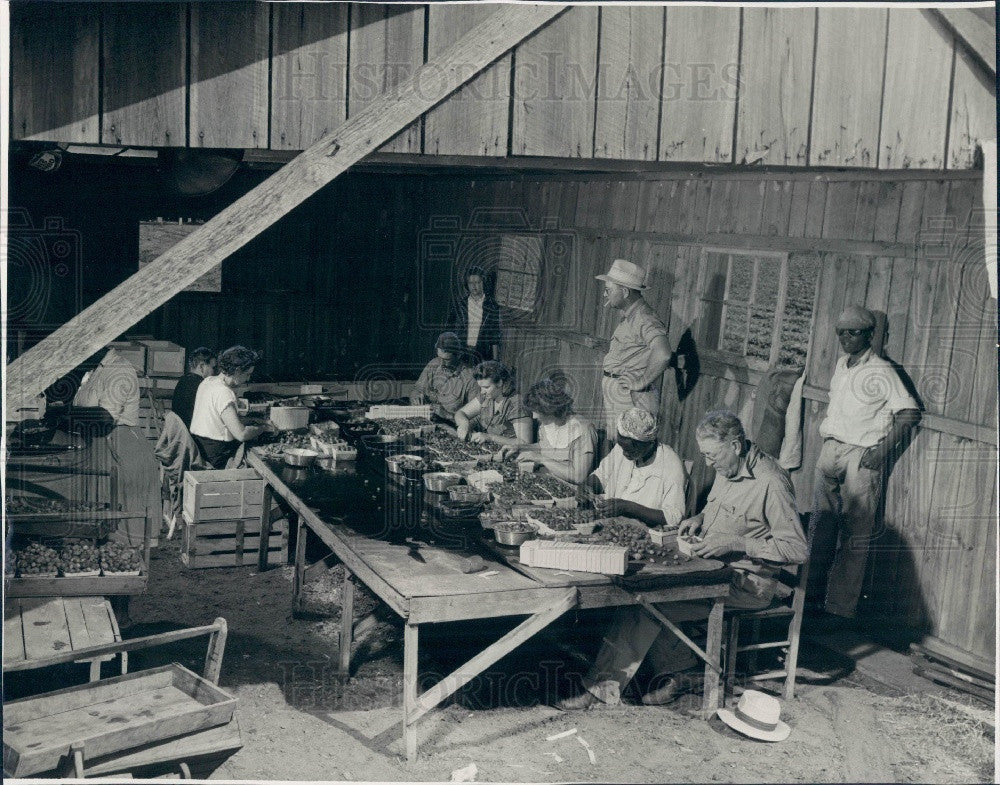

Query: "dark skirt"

xmin=193 ymin=435 xmax=239 ymax=469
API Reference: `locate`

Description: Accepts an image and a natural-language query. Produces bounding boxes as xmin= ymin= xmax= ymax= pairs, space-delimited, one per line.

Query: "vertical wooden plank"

xmin=659 ymin=7 xmax=740 ymax=163
xmin=853 ymin=182 xmax=881 ymax=242
xmin=864 ymin=257 xmax=893 ymax=314
xmin=403 ymin=623 xmax=418 ymax=761
xmin=810 ymin=9 xmax=887 ymax=168
xmin=948 ymin=45 xmax=997 ymax=169
xmin=63 ymin=599 xmax=94 ymax=652
xmin=967 ymin=480 xmax=997 ymax=659
xmin=821 ymin=182 xmax=861 ymax=240
xmin=10 ymin=3 xmax=100 ymax=142
xmin=3 ymin=601 xmax=26 ymax=664
xmin=883 ymin=256 xmax=915 ymax=363
xmin=872 ymin=182 xmax=904 ymax=243
xmin=271 ymin=3 xmax=349 ymax=150
xmin=425 ymin=5 xmax=511 ymax=156
xmin=594 ymin=6 xmax=664 ymax=161
xmin=805 ymin=254 xmax=849 ymax=389
xmin=20 ymin=599 xmax=71 ymax=661
xmin=803 ymin=180 xmax=828 ymax=238
xmin=786 ymin=180 xmax=812 ymax=238
xmin=894 ymin=181 xmax=927 ymax=244
xmin=348 ymin=4 xmax=425 ymax=154
xmin=760 ymin=180 xmax=794 ymax=237
xmin=735 ymin=8 xmax=815 ymax=166
xmin=879 ymin=10 xmax=953 ymax=169
xmin=102 ymin=3 xmax=186 ymax=146
xmin=512 ymin=6 xmax=599 ymax=157
xmin=733 ymin=180 xmax=766 ymax=235
xmin=706 ymin=180 xmax=739 ymax=234
xmin=190 ymin=2 xmax=269 ymax=148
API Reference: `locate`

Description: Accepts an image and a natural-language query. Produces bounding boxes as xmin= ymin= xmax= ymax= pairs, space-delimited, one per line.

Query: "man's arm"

xmin=633 ymin=334 xmax=672 ymax=392
xmin=743 ymin=474 xmax=808 ymax=564
xmin=860 ymin=408 xmax=920 ymax=469
xmin=410 ymin=363 xmax=431 ymax=405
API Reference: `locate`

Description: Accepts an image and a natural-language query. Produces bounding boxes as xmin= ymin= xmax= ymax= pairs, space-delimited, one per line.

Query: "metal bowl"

xmin=283 ymin=447 xmax=320 ymax=467
xmin=386 ymin=451 xmax=426 ymax=474
xmin=448 ymin=485 xmax=490 ymax=505
xmin=438 ymin=498 xmax=485 ymax=519
xmin=423 ymin=472 xmax=464 ymax=493
xmin=494 ymin=522 xmax=538 ymax=547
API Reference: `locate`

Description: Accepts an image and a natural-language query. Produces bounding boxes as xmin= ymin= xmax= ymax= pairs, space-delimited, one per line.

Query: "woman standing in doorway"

xmin=448 ymin=266 xmax=502 ymax=363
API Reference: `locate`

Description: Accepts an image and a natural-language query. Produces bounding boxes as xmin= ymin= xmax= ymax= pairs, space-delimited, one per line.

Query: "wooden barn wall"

xmin=10 ymin=3 xmax=995 ymax=169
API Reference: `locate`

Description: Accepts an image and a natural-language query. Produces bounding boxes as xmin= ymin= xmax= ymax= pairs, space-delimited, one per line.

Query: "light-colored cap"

xmin=836 ymin=305 xmax=876 ymax=330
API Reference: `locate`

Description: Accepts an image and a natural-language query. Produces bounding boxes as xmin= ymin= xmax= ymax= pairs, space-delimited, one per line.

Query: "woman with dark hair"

xmin=190 ymin=345 xmax=265 ymax=468
xmin=454 ymin=361 xmax=532 ymax=447
xmin=500 ymin=375 xmax=597 ymax=484
xmin=447 ymin=266 xmax=502 ymax=363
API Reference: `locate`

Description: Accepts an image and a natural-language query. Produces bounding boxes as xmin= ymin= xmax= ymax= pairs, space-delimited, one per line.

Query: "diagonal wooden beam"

xmin=6 ymin=5 xmax=567 ymax=400
xmin=929 ymin=8 xmax=996 ymax=77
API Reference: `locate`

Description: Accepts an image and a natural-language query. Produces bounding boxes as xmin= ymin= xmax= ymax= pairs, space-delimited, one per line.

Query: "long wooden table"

xmin=247 ymin=450 xmax=732 ymax=761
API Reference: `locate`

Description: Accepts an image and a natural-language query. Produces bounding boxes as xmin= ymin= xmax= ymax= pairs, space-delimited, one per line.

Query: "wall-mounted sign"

xmin=138 ymin=220 xmax=221 ymax=293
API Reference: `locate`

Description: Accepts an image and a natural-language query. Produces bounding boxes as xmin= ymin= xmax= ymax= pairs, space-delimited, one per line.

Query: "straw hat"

xmin=595 ymin=259 xmax=647 ymax=291
xmin=716 ymin=690 xmax=791 ymax=742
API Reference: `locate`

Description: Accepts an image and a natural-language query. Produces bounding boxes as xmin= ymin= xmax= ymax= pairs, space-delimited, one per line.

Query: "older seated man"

xmin=584 ymin=408 xmax=686 ymax=529
xmin=410 ymin=332 xmax=479 ymax=423
xmin=557 ymin=410 xmax=807 ymax=709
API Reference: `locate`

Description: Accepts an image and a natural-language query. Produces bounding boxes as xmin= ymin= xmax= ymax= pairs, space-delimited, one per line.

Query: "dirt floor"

xmin=66 ymin=536 xmax=996 ymax=782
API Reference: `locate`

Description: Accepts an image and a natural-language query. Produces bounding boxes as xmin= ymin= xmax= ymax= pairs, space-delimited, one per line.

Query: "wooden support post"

xmin=635 ymin=596 xmax=722 ymax=674
xmin=88 ymin=659 xmax=101 ymax=682
xmin=406 ymin=590 xmax=576 ymax=727
xmin=703 ymin=599 xmax=725 ymax=713
xmin=724 ymin=617 xmax=740 ymax=705
xmin=292 ymin=514 xmax=308 ymax=616
xmin=204 ymin=617 xmax=228 ymax=685
xmin=5 ymin=4 xmax=567 ymax=400
xmin=339 ymin=570 xmax=355 ymax=676
xmin=258 ymin=484 xmax=274 ymax=571
xmin=71 ymin=742 xmax=86 ymax=778
xmin=403 ymin=623 xmax=419 ymax=763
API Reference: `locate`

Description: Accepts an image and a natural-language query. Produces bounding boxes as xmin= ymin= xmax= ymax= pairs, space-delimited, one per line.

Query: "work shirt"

xmin=593 ymin=443 xmax=687 ymax=527
xmin=171 ymin=373 xmax=204 ymax=430
xmin=73 ymin=348 xmax=140 ymax=427
xmin=602 ymin=297 xmax=669 ymax=381
xmin=701 ymin=444 xmax=807 ymax=580
xmin=412 ymin=359 xmax=478 ymax=419
xmin=820 ymin=349 xmax=918 ymax=448
xmin=190 ymin=375 xmax=239 ymax=442
xmin=467 ymin=295 xmax=485 ymax=348
xmin=477 ymin=392 xmax=529 ymax=438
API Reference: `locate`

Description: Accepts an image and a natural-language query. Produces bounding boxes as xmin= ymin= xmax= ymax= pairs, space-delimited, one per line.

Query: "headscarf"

xmin=617 ymin=407 xmax=658 ymax=442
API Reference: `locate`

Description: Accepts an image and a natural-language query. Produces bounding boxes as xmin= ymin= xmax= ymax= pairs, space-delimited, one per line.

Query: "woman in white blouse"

xmin=501 ymin=376 xmax=596 ymax=485
xmin=190 ymin=346 xmax=265 ymax=468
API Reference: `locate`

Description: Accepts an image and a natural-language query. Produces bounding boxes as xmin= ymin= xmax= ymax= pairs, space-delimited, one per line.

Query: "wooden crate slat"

xmin=425 ymin=4 xmax=510 ymax=157
xmin=190 ymin=2 xmax=269 ymax=148
xmin=659 ymin=7 xmax=740 ymax=162
xmin=270 ymin=2 xmax=349 ymax=150
xmin=810 ymin=9 xmax=887 ymax=168
xmin=735 ymin=8 xmax=816 ymax=166
xmin=594 ymin=6 xmax=664 ymax=161
xmin=20 ymin=598 xmax=72 ymax=662
xmin=101 ymin=2 xmax=186 ymax=146
xmin=879 ymin=10 xmax=953 ymax=169
xmin=512 ymin=6 xmax=599 ymax=158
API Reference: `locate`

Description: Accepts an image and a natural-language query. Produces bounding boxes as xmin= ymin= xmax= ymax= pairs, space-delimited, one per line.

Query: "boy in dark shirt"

xmin=171 ymin=347 xmax=217 ymax=428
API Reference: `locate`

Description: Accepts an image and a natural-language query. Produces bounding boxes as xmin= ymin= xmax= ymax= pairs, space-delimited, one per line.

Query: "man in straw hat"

xmin=583 ymin=407 xmax=686 ymax=529
xmin=810 ymin=305 xmax=920 ymax=624
xmin=596 ymin=259 xmax=673 ymax=440
xmin=557 ymin=410 xmax=806 ymax=710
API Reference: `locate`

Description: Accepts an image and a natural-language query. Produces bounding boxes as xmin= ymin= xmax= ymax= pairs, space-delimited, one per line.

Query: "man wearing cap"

xmin=812 ymin=305 xmax=920 ymax=621
xmin=557 ymin=410 xmax=806 ymax=710
xmin=584 ymin=408 xmax=687 ymax=529
xmin=596 ymin=259 xmax=673 ymax=439
xmin=410 ymin=332 xmax=479 ymax=423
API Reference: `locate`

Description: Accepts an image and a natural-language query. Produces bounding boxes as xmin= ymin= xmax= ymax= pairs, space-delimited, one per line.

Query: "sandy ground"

xmin=108 ymin=536 xmax=994 ymax=783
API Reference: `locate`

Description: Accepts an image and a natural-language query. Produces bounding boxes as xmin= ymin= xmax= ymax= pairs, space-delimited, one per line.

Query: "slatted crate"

xmin=181 ymin=517 xmax=288 ymax=569
xmin=183 ymin=469 xmax=265 ymax=523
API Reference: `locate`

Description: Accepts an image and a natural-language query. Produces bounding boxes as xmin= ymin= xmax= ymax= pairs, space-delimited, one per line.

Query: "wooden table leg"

xmin=339 ymin=571 xmax=355 ymax=676
xmin=88 ymin=659 xmax=101 ymax=682
xmin=403 ymin=623 xmax=419 ymax=763
xmin=292 ymin=514 xmax=307 ymax=615
xmin=258 ymin=484 xmax=274 ymax=571
xmin=703 ymin=598 xmax=724 ymax=714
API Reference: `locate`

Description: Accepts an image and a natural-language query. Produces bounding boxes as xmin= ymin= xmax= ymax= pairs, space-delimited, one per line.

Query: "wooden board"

xmin=659 ymin=7 xmax=740 ymax=163
xmin=512 ymin=6 xmax=599 ymax=157
xmin=594 ymin=6 xmax=664 ymax=161
xmin=10 ymin=2 xmax=100 ymax=142
xmin=4 ymin=603 xmax=27 ymax=664
xmin=7 ymin=574 xmax=146 ymax=599
xmin=810 ymin=9 xmax=887 ymax=168
xmin=948 ymin=44 xmax=997 ymax=169
xmin=190 ymin=2 xmax=269 ymax=148
xmin=101 ymin=3 xmax=186 ymax=146
xmin=735 ymin=8 xmax=816 ymax=166
xmin=270 ymin=2 xmax=350 ymax=150
xmin=181 ymin=520 xmax=288 ymax=570
xmin=879 ymin=10 xmax=953 ymax=169
xmin=425 ymin=5 xmax=511 ymax=157
xmin=3 ymin=664 xmax=236 ymax=777
xmin=349 ymin=4 xmax=425 ymax=154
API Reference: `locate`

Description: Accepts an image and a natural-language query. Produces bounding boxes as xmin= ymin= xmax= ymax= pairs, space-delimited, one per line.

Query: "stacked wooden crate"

xmin=182 ymin=469 xmax=287 ymax=569
xmin=114 ymin=339 xmax=186 ymax=442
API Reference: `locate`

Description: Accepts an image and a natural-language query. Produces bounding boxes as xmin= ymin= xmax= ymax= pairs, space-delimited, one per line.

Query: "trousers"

xmin=601 ymin=375 xmax=661 ymax=439
xmin=811 ymin=437 xmax=882 ymax=617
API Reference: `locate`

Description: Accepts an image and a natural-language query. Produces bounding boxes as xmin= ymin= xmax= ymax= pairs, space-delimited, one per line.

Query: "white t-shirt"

xmin=593 ymin=443 xmax=687 ymax=527
xmin=820 ymin=350 xmax=918 ymax=447
xmin=467 ymin=295 xmax=485 ymax=348
xmin=538 ymin=415 xmax=595 ymax=456
xmin=189 ymin=376 xmax=237 ymax=441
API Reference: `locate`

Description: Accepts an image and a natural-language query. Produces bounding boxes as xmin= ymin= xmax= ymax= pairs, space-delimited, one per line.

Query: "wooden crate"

xmin=108 ymin=341 xmax=147 ymax=374
xmin=183 ymin=469 xmax=264 ymax=523
xmin=181 ymin=518 xmax=287 ymax=569
xmin=3 ymin=663 xmax=236 ymax=777
xmin=139 ymin=340 xmax=186 ymax=377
